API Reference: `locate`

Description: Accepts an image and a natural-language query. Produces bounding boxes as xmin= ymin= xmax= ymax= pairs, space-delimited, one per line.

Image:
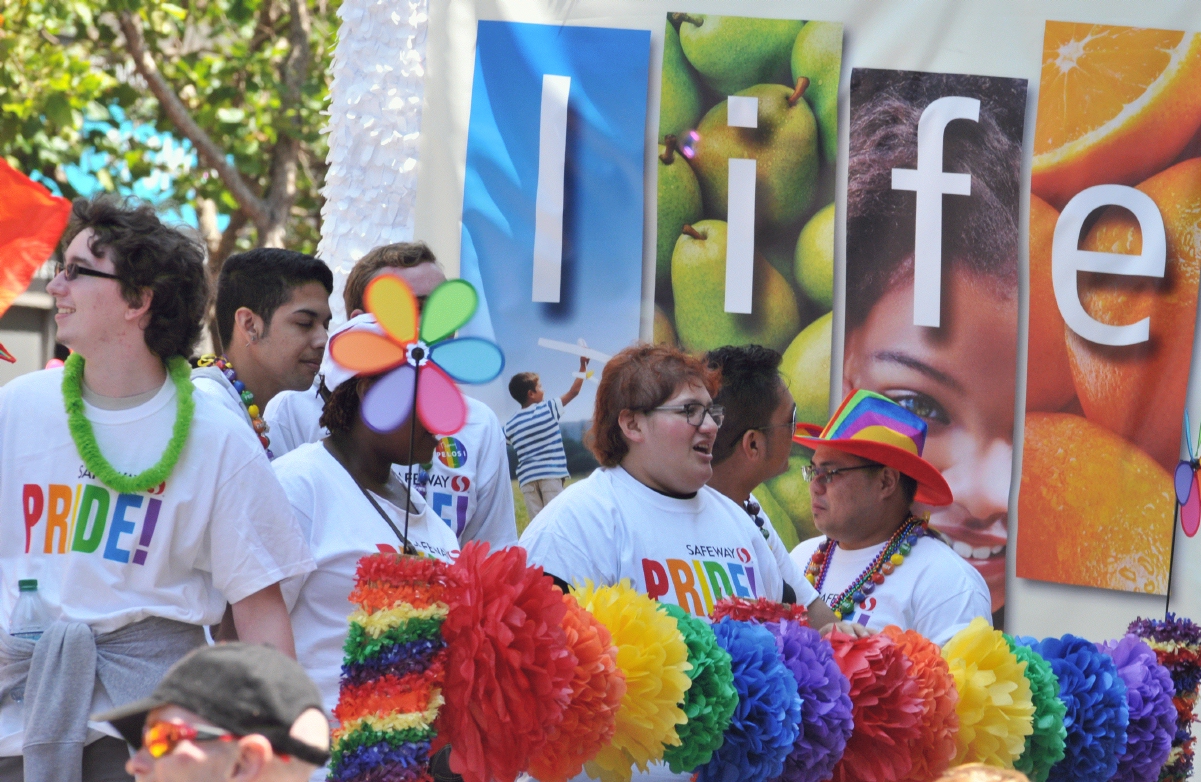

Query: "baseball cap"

xmin=92 ymin=643 xmax=330 ymax=766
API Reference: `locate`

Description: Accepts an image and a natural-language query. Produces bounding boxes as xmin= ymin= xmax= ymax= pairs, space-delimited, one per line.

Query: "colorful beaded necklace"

xmin=197 ymin=354 xmax=273 ymax=458
xmin=805 ymin=516 xmax=928 ymax=621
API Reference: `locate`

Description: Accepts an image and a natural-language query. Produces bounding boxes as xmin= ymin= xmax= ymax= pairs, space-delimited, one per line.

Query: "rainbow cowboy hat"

xmin=793 ymin=389 xmax=953 ymax=506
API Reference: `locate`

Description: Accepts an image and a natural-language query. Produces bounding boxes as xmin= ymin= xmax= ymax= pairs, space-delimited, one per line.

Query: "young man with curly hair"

xmin=0 ymin=196 xmax=314 ymax=782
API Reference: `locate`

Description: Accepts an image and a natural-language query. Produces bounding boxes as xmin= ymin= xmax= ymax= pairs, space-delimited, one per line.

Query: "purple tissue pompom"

xmin=698 ymin=619 xmax=802 ymax=782
xmin=1020 ymin=634 xmax=1129 ymax=782
xmin=1098 ymin=635 xmax=1176 ymax=782
xmin=764 ymin=620 xmax=854 ymax=782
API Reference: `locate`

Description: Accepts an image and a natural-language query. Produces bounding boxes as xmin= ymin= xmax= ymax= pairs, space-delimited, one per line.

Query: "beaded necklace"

xmin=197 ymin=354 xmax=273 ymax=458
xmin=805 ymin=516 xmax=927 ymax=621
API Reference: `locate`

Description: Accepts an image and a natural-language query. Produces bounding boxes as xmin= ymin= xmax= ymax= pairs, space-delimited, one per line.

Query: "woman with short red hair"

xmin=519 ymin=344 xmax=787 ymax=623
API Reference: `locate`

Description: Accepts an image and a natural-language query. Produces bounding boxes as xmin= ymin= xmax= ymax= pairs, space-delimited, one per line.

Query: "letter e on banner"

xmin=1052 ymin=184 xmax=1167 ymax=346
xmin=891 ymin=96 xmax=980 ymax=327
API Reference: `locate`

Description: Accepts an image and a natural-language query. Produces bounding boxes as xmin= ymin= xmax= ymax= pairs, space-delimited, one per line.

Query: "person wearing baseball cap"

xmin=788 ymin=390 xmax=991 ymax=645
xmin=93 ymin=643 xmax=330 ymax=781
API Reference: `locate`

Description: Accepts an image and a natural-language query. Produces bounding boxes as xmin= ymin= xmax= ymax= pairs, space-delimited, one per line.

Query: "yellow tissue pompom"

xmin=574 ymin=580 xmax=692 ymax=782
xmin=942 ymin=617 xmax=1035 ymax=768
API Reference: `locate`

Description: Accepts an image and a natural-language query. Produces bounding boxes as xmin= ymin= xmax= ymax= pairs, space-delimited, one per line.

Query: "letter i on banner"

xmin=1017 ymin=21 xmax=1201 ymax=596
xmin=654 ymin=13 xmax=843 ymax=547
xmin=532 ymin=74 xmax=571 ymax=303
xmin=845 ymin=69 xmax=1026 ymax=627
xmin=458 ymin=21 xmax=648 ymax=436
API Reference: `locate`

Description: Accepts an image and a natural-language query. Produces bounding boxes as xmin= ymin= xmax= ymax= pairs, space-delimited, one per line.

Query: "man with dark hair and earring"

xmin=192 ymin=248 xmax=333 ymax=459
xmin=705 ymin=344 xmax=841 ymax=631
xmin=0 ymin=196 xmax=314 ymax=782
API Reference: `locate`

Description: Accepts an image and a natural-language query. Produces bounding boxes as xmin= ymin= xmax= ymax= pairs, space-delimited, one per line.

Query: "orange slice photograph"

xmin=1032 ymin=22 xmax=1201 ymax=208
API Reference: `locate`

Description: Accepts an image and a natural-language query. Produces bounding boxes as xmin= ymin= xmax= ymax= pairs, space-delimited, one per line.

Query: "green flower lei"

xmin=62 ymin=352 xmax=194 ymax=494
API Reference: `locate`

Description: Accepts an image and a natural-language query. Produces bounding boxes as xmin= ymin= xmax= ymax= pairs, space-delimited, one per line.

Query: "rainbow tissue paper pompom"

xmin=526 ymin=592 xmax=626 ymax=782
xmin=574 ymin=580 xmax=692 ymax=782
xmin=1098 ymin=635 xmax=1176 ymax=782
xmin=883 ymin=626 xmax=960 ymax=782
xmin=660 ymin=605 xmax=737 ymax=774
xmin=330 ymin=554 xmax=451 ymax=782
xmin=697 ymin=618 xmax=801 ymax=782
xmin=766 ymin=619 xmax=854 ymax=782
xmin=943 ymin=617 xmax=1034 ymax=768
xmin=1005 ymin=636 xmax=1067 ymax=782
xmin=1018 ymin=634 xmax=1129 ymax=782
xmin=828 ymin=629 xmax=924 ymax=782
xmin=435 ymin=542 xmax=576 ymax=782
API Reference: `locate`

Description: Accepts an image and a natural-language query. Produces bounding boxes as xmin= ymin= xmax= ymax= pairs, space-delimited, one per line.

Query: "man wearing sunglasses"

xmin=703 ymin=345 xmax=842 ymax=631
xmin=0 ymin=196 xmax=313 ymax=781
xmin=94 ymin=643 xmax=329 ymax=782
xmin=521 ymin=344 xmax=789 ymax=633
xmin=789 ymin=390 xmax=990 ymax=645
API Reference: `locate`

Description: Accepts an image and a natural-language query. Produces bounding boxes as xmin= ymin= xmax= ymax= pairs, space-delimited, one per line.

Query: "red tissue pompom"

xmin=882 ymin=626 xmax=960 ymax=781
xmin=828 ymin=629 xmax=925 ymax=782
xmin=711 ymin=596 xmax=809 ymax=625
xmin=434 ymin=542 xmax=577 ymax=782
xmin=527 ymin=592 xmax=627 ymax=782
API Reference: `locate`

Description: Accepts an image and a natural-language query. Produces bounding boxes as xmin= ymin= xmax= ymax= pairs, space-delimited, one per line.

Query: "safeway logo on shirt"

xmin=642 ymin=553 xmax=760 ymax=619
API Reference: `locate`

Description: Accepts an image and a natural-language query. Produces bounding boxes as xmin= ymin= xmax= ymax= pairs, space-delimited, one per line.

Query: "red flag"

xmin=0 ymin=159 xmax=72 ymax=363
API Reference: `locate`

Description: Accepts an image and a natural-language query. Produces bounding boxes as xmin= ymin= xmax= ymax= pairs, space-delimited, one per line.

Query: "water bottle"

xmin=10 ymin=579 xmax=51 ymax=641
xmin=8 ymin=580 xmax=51 ymax=704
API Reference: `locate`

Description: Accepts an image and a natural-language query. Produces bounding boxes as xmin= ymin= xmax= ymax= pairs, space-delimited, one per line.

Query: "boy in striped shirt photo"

xmin=504 ymin=356 xmax=589 ymax=519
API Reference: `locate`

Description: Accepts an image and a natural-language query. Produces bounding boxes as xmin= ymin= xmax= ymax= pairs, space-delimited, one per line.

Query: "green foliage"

xmin=0 ymin=0 xmax=341 ymax=253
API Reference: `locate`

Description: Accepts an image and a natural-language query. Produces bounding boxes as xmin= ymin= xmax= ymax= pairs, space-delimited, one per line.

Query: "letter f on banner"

xmin=891 ymin=96 xmax=980 ymax=327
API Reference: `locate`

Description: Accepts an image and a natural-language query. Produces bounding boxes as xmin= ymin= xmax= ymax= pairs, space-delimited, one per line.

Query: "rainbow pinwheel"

xmin=328 ymin=273 xmax=504 ymax=434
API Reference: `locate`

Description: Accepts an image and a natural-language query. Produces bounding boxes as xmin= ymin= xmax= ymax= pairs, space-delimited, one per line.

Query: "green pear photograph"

xmin=654 ymin=13 xmax=843 ymax=546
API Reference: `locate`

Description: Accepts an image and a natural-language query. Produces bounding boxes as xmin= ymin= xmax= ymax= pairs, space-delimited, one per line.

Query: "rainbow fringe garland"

xmin=330 ymin=555 xmax=450 ymax=782
xmin=1129 ymin=614 xmax=1201 ymax=782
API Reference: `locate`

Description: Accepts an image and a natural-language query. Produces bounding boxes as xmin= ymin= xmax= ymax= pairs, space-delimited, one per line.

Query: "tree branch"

xmin=257 ymin=0 xmax=312 ymax=246
xmin=117 ymin=11 xmax=269 ymax=228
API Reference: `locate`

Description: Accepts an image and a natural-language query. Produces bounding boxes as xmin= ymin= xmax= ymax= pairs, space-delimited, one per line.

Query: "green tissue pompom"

xmin=1007 ymin=635 xmax=1068 ymax=782
xmin=661 ymin=605 xmax=739 ymax=773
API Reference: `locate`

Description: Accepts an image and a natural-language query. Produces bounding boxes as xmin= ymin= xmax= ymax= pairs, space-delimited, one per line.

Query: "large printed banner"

xmin=458 ymin=21 xmax=650 ymax=474
xmin=845 ymin=69 xmax=1026 ymax=625
xmin=1016 ymin=21 xmax=1201 ymax=595
xmin=652 ymin=13 xmax=842 ymax=550
xmin=399 ymin=1 xmax=1201 ymax=623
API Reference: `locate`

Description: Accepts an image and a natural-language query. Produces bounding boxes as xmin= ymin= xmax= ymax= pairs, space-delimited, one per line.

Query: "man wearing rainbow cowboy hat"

xmin=789 ymin=389 xmax=991 ymax=645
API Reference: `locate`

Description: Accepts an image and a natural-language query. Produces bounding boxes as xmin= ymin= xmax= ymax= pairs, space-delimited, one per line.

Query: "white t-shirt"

xmin=266 ymin=389 xmax=517 ymax=548
xmin=748 ymin=492 xmax=819 ymax=606
xmin=520 ymin=466 xmax=784 ymax=621
xmin=790 ymin=531 xmax=991 ymax=645
xmin=191 ymin=365 xmax=253 ymax=427
xmin=273 ymin=442 xmax=461 ymax=717
xmin=263 ymin=384 xmax=324 ymax=457
xmin=0 ymin=367 xmax=314 ymax=755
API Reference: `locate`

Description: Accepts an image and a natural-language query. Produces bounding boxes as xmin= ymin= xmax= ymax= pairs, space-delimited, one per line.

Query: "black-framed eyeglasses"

xmin=647 ymin=403 xmax=725 ymax=427
xmin=752 ymin=404 xmax=797 ymax=434
xmin=800 ymin=463 xmax=881 ymax=485
xmin=54 ymin=260 xmax=122 ymax=283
